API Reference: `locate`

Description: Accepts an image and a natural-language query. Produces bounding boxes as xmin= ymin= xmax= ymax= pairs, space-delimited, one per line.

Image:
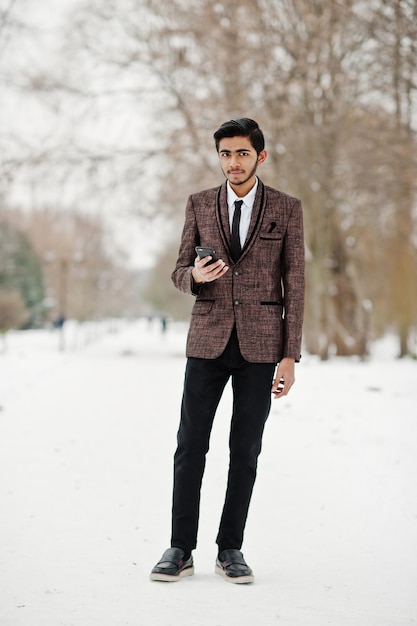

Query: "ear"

xmin=258 ymin=149 xmax=267 ymax=164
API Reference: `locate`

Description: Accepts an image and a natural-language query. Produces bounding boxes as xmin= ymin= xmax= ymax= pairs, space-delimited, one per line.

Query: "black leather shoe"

xmin=150 ymin=547 xmax=194 ymax=582
xmin=215 ymin=549 xmax=254 ymax=584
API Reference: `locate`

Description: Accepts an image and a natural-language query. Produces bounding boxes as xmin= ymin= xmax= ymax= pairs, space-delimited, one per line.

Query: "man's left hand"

xmin=271 ymin=358 xmax=295 ymax=399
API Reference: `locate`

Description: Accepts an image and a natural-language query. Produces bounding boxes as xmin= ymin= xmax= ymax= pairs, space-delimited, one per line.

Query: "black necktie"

xmin=231 ymin=200 xmax=243 ymax=262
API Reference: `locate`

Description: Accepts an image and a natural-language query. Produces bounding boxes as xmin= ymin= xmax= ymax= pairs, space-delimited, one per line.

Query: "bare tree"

xmin=365 ymin=0 xmax=417 ymax=356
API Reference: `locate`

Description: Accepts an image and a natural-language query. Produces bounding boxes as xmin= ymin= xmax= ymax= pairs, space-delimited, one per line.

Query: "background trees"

xmin=0 ymin=222 xmax=45 ymax=329
xmin=1 ymin=0 xmax=416 ymax=356
xmin=1 ymin=207 xmax=144 ymax=325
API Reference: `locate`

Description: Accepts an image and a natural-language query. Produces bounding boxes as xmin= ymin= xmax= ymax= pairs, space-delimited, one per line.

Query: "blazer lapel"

xmin=215 ymin=182 xmax=232 ymax=252
xmin=242 ymin=180 xmax=265 ymax=255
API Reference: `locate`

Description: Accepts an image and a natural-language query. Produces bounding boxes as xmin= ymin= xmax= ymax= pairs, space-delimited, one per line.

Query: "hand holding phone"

xmin=192 ymin=245 xmax=229 ymax=284
xmin=195 ymin=246 xmax=218 ymax=266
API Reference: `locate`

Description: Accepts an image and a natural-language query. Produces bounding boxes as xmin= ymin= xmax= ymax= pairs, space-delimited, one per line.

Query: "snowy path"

xmin=1 ymin=321 xmax=416 ymax=626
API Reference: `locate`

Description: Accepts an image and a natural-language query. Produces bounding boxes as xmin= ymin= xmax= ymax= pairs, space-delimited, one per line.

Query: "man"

xmin=150 ymin=118 xmax=304 ymax=584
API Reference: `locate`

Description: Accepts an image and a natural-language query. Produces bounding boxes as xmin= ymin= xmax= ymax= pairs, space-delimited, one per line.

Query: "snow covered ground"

xmin=1 ymin=320 xmax=416 ymax=626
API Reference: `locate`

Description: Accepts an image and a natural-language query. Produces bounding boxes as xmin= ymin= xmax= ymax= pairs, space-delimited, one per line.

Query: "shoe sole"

xmin=215 ymin=564 xmax=254 ymax=584
xmin=150 ymin=566 xmax=194 ymax=582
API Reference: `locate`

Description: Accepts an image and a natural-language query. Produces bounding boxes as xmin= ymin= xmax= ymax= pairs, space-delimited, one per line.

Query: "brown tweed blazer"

xmin=172 ymin=179 xmax=305 ymax=363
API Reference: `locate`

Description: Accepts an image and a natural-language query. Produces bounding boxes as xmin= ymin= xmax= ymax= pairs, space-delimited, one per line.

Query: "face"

xmin=218 ymin=136 xmax=267 ymax=195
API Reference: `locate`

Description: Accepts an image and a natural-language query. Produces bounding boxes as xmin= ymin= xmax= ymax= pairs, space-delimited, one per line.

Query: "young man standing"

xmin=150 ymin=118 xmax=305 ymax=584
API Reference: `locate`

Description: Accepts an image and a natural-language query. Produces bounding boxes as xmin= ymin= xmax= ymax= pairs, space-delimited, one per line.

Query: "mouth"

xmin=228 ymin=170 xmax=244 ymax=176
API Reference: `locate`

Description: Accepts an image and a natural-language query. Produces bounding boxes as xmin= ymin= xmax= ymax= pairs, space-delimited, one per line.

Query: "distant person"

xmin=160 ymin=316 xmax=168 ymax=333
xmin=150 ymin=118 xmax=305 ymax=584
xmin=54 ymin=315 xmax=65 ymax=329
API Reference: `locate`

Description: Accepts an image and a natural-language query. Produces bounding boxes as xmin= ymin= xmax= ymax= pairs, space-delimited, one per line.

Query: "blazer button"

xmin=234 ymin=299 xmax=239 ymax=306
xmin=234 ymin=270 xmax=239 ymax=276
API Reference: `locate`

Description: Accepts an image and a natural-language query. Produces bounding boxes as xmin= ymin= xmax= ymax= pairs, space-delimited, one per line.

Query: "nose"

xmin=230 ymin=154 xmax=241 ymax=167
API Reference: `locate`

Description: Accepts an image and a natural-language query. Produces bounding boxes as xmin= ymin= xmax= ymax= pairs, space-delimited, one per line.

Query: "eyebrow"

xmin=219 ymin=148 xmax=253 ymax=153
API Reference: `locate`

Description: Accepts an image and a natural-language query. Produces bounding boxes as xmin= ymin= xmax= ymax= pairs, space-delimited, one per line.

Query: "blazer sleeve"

xmin=171 ymin=195 xmax=201 ymax=296
xmin=282 ymin=198 xmax=305 ymax=361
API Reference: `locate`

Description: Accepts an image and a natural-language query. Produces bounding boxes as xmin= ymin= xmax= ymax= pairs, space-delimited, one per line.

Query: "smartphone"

xmin=195 ymin=246 xmax=218 ymax=265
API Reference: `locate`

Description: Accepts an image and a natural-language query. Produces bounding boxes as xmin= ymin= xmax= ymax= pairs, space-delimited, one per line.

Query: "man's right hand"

xmin=192 ymin=256 xmax=229 ymax=284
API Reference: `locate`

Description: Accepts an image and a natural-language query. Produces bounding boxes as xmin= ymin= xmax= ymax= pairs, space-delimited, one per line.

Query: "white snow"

xmin=1 ymin=320 xmax=416 ymax=626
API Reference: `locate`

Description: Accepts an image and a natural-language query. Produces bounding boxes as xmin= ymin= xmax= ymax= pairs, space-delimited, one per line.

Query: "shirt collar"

xmin=226 ymin=177 xmax=259 ymax=210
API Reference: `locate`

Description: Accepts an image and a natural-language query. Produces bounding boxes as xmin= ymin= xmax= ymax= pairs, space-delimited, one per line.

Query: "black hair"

xmin=213 ymin=118 xmax=265 ymax=154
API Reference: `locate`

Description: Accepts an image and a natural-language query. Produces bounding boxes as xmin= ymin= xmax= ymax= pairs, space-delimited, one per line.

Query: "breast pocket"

xmin=258 ymin=232 xmax=283 ymax=263
xmin=259 ymin=231 xmax=282 ymax=241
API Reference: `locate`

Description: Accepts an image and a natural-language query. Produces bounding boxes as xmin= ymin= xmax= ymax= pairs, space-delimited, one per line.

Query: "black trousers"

xmin=171 ymin=329 xmax=276 ymax=555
